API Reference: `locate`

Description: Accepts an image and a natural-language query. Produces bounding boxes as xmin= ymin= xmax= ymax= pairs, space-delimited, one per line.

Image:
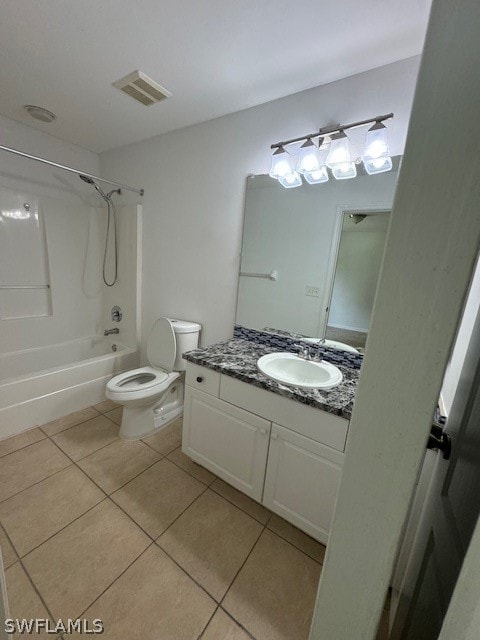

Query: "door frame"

xmin=309 ymin=0 xmax=480 ymax=638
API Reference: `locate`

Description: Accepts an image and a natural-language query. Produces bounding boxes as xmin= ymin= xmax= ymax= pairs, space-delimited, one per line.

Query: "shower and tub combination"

xmin=0 ymin=144 xmax=143 ymax=439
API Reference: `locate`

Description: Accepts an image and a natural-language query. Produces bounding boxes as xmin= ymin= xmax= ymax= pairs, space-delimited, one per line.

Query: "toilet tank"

xmin=170 ymin=319 xmax=201 ymax=371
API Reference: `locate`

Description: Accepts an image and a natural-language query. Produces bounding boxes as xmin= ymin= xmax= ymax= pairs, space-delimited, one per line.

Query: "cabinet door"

xmin=263 ymin=423 xmax=343 ymax=544
xmin=182 ymin=387 xmax=271 ymax=501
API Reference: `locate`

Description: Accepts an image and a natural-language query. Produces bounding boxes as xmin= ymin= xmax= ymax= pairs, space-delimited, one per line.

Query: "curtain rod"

xmin=0 ymin=144 xmax=144 ymax=196
xmin=271 ymin=113 xmax=394 ymax=149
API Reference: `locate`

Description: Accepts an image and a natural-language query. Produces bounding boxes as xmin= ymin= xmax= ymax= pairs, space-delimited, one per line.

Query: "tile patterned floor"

xmin=0 ymin=403 xmax=330 ymax=639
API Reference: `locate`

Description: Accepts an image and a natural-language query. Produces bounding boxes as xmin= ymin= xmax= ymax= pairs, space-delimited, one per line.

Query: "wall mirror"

xmin=235 ymin=157 xmax=400 ymax=351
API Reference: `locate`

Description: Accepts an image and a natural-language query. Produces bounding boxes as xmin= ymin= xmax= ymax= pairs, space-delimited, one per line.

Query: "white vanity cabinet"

xmin=183 ymin=388 xmax=271 ymax=501
xmin=182 ymin=362 xmax=349 ymax=543
xmin=263 ymin=424 xmax=343 ymax=542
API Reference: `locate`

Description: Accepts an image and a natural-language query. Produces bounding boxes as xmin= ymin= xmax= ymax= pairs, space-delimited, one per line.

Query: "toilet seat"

xmin=106 ymin=366 xmax=180 ymax=402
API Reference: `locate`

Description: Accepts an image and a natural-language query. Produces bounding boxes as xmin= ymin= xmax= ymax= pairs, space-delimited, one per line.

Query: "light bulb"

xmin=296 ymin=139 xmax=320 ymax=174
xmin=363 ymin=122 xmax=390 ymax=161
xmin=363 ymin=156 xmax=393 ymax=175
xmin=326 ymin=131 xmax=351 ymax=168
xmin=304 ymin=166 xmax=329 ymax=184
xmin=278 ymin=171 xmax=302 ymax=188
xmin=269 ymin=146 xmax=295 ymax=179
xmin=332 ymin=162 xmax=357 ymax=180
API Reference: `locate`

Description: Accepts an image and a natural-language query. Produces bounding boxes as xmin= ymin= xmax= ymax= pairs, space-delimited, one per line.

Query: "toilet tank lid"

xmin=168 ymin=319 xmax=201 ymax=334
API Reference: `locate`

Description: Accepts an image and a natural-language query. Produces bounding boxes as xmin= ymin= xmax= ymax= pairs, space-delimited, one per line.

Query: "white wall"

xmin=329 ymin=215 xmax=390 ymax=332
xmin=100 ymin=57 xmax=420 ymax=354
xmin=0 ymin=114 xmax=99 ymax=201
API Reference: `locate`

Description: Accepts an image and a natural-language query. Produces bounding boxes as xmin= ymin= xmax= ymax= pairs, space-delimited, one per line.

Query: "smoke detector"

xmin=24 ymin=105 xmax=56 ymax=123
xmin=113 ymin=70 xmax=171 ymax=106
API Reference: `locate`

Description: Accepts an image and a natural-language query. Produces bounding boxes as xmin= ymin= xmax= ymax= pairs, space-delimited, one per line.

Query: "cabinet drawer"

xmin=185 ymin=363 xmax=221 ymax=397
xmin=220 ymin=374 xmax=348 ymax=451
xmin=264 ymin=423 xmax=344 ymax=543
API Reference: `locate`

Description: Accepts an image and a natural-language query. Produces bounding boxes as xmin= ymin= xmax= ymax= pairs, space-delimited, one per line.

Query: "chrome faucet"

xmin=104 ymin=328 xmax=119 ymax=336
xmin=294 ymin=344 xmax=310 ymax=359
xmin=294 ymin=343 xmax=323 ymax=362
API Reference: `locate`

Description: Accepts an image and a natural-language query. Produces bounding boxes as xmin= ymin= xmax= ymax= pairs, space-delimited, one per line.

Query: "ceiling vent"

xmin=24 ymin=105 xmax=56 ymax=123
xmin=113 ymin=70 xmax=171 ymax=106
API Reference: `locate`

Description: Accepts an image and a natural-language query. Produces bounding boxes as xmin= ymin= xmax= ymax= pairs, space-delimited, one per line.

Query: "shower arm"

xmin=0 ymin=144 xmax=144 ymax=196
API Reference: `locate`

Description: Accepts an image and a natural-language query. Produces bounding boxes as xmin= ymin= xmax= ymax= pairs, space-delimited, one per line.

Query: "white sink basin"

xmin=303 ymin=337 xmax=359 ymax=354
xmin=257 ymin=353 xmax=343 ymax=390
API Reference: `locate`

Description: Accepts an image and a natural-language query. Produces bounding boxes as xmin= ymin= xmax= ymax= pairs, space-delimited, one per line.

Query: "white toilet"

xmin=106 ymin=317 xmax=201 ymax=439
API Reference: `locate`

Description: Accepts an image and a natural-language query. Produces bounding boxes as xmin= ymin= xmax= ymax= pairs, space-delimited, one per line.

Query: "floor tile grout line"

xmin=155 ymin=483 xmax=210 ymax=542
xmin=164 ymin=449 xmax=217 ymax=487
xmin=0 ymin=432 xmax=47 ymax=460
xmin=0 ymin=522 xmax=18 ymax=567
xmin=218 ymin=605 xmax=259 ymax=640
xmin=218 ymin=520 xmax=268 ymax=609
xmin=51 ymin=432 xmax=124 ymax=464
xmin=264 ymin=523 xmax=325 ymax=565
xmin=154 ymin=541 xmax=222 ymax=605
xmin=101 ymin=412 xmax=122 ymax=427
xmin=0 ymin=459 xmax=73 ymax=506
xmin=16 ymin=497 xmax=109 ymax=562
xmin=79 ymin=454 xmax=164 ymax=497
xmin=196 ymin=605 xmax=219 ymax=640
xmin=208 ymin=482 xmax=271 ymax=526
xmin=73 ymin=541 xmax=156 ymax=621
xmin=46 ymin=437 xmax=160 ymax=543
xmin=1 ymin=522 xmax=56 ymax=624
xmin=140 ymin=439 xmax=178 ymax=457
xmin=39 ymin=408 xmax=104 ymax=438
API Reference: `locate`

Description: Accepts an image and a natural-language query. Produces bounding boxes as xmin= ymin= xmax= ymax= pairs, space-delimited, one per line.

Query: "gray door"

xmin=389 ymin=299 xmax=480 ymax=639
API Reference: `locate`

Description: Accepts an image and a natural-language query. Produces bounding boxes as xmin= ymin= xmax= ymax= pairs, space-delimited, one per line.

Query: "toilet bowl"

xmin=106 ymin=317 xmax=201 ymax=439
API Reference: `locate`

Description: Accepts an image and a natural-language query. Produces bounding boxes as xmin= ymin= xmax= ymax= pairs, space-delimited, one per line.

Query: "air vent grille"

xmin=113 ymin=70 xmax=171 ymax=106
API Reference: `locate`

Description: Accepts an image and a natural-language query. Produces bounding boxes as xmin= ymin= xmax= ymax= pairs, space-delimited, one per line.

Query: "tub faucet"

xmin=104 ymin=328 xmax=119 ymax=336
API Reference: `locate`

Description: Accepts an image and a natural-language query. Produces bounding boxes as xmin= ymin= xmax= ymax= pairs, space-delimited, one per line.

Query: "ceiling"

xmin=0 ymin=0 xmax=431 ymax=153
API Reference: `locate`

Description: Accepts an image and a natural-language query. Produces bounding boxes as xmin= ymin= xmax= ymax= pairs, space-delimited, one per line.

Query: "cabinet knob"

xmin=196 ymin=376 xmax=203 ymax=383
xmin=271 ymin=432 xmax=278 ymax=439
xmin=259 ymin=428 xmax=267 ymax=436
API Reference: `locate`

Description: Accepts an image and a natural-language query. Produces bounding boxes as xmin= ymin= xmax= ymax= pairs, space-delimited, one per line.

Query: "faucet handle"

xmin=293 ymin=343 xmax=309 ymax=359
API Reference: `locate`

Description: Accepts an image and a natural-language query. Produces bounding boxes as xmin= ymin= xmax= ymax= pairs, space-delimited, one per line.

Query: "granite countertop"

xmin=183 ymin=338 xmax=359 ymax=420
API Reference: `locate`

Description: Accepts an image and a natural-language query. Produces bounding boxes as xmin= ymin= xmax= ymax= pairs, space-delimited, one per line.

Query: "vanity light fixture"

xmin=269 ymin=113 xmax=393 ymax=188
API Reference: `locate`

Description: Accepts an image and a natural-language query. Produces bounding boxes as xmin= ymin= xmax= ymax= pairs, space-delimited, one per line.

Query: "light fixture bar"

xmin=270 ymin=113 xmax=394 ymax=150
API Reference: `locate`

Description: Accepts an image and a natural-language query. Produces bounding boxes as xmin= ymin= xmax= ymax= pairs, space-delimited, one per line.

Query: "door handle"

xmin=426 ymin=422 xmax=451 ymax=460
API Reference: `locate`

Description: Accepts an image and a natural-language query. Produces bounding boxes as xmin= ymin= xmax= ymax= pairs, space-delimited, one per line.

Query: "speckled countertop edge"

xmin=183 ymin=338 xmax=358 ymax=420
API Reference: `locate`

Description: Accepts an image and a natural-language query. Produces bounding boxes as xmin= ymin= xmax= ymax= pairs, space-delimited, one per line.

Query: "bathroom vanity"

xmin=182 ymin=336 xmax=358 ymax=544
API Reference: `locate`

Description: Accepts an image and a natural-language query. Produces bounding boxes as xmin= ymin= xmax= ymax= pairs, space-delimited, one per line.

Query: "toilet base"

xmin=118 ymin=381 xmax=184 ymax=440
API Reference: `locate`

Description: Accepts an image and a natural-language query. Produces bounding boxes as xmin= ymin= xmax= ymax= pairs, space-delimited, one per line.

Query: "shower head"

xmin=79 ymin=174 xmax=95 ymax=185
xmin=79 ymin=175 xmax=121 ymax=201
xmin=79 ymin=174 xmax=108 ymax=200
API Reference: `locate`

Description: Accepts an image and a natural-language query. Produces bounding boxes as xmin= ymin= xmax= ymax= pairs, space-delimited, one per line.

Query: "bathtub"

xmin=0 ymin=337 xmax=138 ymax=439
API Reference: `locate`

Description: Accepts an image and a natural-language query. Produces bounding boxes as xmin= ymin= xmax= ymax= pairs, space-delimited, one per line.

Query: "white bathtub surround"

xmin=106 ymin=318 xmax=200 ymax=440
xmin=0 ymin=337 xmax=138 ymax=439
xmin=0 ymin=114 xmax=143 ymax=438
